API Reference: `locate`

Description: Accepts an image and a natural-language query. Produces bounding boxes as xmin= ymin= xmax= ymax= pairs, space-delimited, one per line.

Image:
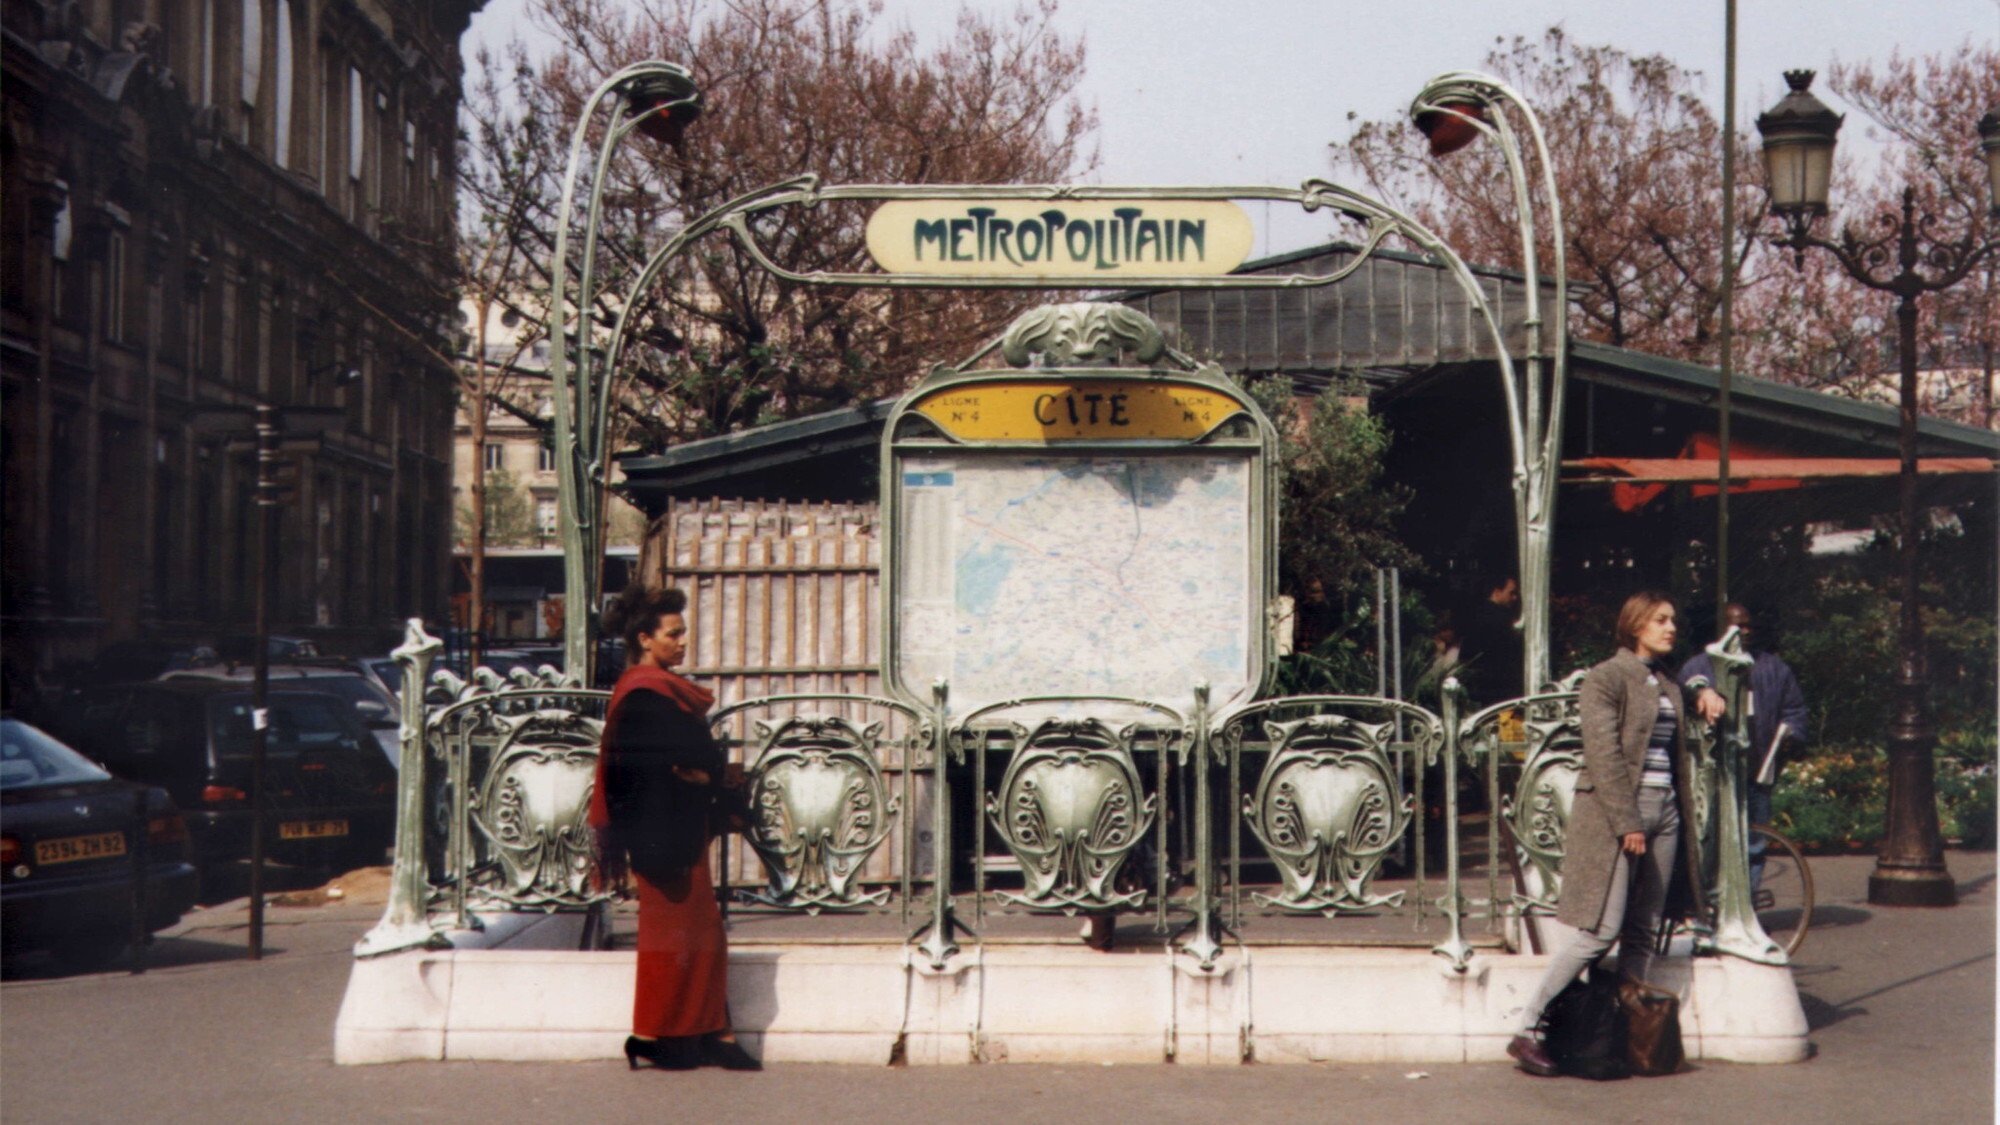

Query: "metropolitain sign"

xmin=866 ymin=200 xmax=1255 ymax=278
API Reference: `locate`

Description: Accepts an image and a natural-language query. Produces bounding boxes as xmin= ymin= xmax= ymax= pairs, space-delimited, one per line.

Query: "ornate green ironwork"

xmin=1467 ymin=688 xmax=1587 ymax=914
xmin=356 ymin=619 xmax=452 ymax=957
xmin=1411 ymin=72 xmax=1571 ymax=697
xmin=1698 ymin=628 xmax=1786 ymax=964
xmin=709 ymin=699 xmax=926 ymax=913
xmin=467 ymin=710 xmax=602 ymax=910
xmin=1432 ymin=679 xmax=1473 ymax=970
xmin=1231 ymin=697 xmax=1439 ymax=916
xmin=984 ymin=716 xmax=1160 ymax=914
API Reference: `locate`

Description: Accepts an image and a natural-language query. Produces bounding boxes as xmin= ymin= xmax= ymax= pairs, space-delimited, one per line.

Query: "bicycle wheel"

xmin=1750 ymin=824 xmax=1814 ymax=958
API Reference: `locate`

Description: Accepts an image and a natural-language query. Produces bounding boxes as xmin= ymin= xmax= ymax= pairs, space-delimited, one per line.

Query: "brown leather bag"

xmin=1618 ymin=978 xmax=1685 ymax=1076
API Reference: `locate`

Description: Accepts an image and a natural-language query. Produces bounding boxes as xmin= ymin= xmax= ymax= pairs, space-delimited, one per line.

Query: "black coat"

xmin=603 ymin=689 xmax=727 ymax=884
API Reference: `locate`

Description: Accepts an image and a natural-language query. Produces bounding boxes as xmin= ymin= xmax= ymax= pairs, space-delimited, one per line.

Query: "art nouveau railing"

xmin=359 ymin=622 xmax=1778 ymax=970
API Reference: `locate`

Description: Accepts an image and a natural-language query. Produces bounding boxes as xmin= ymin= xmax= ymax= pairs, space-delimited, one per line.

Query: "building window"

xmin=347 ymin=67 xmax=364 ymax=184
xmin=188 ymin=298 xmax=204 ymax=370
xmin=240 ymin=0 xmax=264 ymax=115
xmin=483 ymin=443 xmax=503 ymax=472
xmin=200 ymin=0 xmax=215 ymax=107
xmin=104 ymin=230 xmax=127 ymax=343
xmin=273 ymin=0 xmax=292 ymax=167
xmin=49 ymin=189 xmax=70 ymax=321
xmin=537 ymin=444 xmax=555 ymax=472
xmin=536 ymin=498 xmax=557 ymax=537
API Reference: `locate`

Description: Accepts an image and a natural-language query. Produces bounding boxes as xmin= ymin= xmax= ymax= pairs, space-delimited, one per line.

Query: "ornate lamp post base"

xmin=1869 ymin=867 xmax=1957 ymax=907
xmin=1870 ymin=694 xmax=1955 ymax=907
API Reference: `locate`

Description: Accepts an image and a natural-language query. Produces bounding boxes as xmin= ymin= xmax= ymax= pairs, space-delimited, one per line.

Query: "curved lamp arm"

xmin=1411 ymin=70 xmax=1569 ymax=698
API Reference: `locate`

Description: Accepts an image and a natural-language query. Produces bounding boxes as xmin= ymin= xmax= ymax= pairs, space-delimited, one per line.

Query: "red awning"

xmin=1563 ymin=456 xmax=1997 ymax=482
xmin=1564 ymin=454 xmax=1996 ymax=512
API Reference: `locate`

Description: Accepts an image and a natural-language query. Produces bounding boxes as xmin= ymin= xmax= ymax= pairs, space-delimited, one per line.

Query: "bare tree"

xmin=1339 ymin=28 xmax=1770 ymax=362
xmin=466 ymin=0 xmax=1098 ymax=459
xmin=1333 ymin=30 xmax=1999 ymax=427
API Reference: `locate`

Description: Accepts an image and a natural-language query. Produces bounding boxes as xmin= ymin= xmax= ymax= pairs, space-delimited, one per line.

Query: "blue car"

xmin=1 ymin=718 xmax=200 ymax=972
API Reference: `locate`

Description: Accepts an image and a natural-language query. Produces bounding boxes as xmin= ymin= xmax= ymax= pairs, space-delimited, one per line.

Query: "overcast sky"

xmin=467 ymin=0 xmax=2000 ymax=257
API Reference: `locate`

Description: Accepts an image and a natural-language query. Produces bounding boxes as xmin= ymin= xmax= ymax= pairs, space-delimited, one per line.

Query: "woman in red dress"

xmin=590 ymin=584 xmax=759 ymax=1071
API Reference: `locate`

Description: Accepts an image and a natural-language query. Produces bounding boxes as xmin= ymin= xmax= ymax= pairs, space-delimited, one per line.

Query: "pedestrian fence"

xmin=362 ymin=621 xmax=1786 ymax=971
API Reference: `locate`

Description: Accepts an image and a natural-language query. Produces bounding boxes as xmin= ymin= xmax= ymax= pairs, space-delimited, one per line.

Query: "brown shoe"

xmin=1507 ymin=1034 xmax=1560 ymax=1077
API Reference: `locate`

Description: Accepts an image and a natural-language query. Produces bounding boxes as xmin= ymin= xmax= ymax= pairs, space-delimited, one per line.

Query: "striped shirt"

xmin=1641 ymin=678 xmax=1676 ymax=788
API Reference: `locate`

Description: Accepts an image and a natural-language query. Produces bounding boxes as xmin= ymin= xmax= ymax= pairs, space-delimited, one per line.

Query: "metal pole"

xmin=248 ymin=403 xmax=277 ymax=960
xmin=1716 ymin=0 xmax=1736 ymax=637
xmin=1374 ymin=569 xmax=1388 ymax=697
xmin=127 ymin=787 xmax=149 ymax=974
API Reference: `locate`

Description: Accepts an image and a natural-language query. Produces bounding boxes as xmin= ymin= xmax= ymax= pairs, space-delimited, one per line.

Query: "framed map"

xmin=891 ymin=451 xmax=1258 ymax=714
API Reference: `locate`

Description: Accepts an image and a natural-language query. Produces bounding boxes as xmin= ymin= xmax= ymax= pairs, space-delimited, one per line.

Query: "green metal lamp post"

xmin=547 ymin=62 xmax=703 ymax=687
xmin=1409 ymin=73 xmax=1569 ymax=699
xmin=1757 ymin=70 xmax=2000 ymax=908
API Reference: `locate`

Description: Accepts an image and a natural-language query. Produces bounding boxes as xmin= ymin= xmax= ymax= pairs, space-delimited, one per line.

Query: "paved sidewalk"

xmin=3 ymin=852 xmax=1991 ymax=1125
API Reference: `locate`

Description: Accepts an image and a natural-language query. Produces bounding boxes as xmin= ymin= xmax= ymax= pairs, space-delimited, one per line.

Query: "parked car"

xmin=161 ymin=664 xmax=402 ymax=767
xmin=211 ymin=634 xmax=321 ymax=664
xmin=48 ymin=681 xmax=398 ymax=877
xmin=1 ymin=718 xmax=200 ymax=971
xmin=353 ymin=656 xmax=405 ymax=702
xmin=72 ymin=640 xmax=220 ymax=686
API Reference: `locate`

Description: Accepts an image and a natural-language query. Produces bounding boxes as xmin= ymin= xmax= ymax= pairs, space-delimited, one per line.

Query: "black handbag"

xmin=1544 ymin=974 xmax=1632 ymax=1081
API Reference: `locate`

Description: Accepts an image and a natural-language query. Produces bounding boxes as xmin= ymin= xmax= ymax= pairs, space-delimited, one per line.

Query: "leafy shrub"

xmin=1772 ymin=743 xmax=1996 ymax=851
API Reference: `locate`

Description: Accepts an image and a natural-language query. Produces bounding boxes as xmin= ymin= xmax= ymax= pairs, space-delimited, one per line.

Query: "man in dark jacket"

xmin=1680 ymin=603 xmax=1809 ymax=890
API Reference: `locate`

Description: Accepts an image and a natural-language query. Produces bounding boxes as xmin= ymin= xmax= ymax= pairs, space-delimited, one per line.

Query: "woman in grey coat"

xmin=1506 ymin=590 xmax=1722 ymax=1076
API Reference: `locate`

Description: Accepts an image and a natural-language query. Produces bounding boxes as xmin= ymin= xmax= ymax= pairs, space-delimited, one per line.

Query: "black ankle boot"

xmin=699 ymin=1033 xmax=763 ymax=1071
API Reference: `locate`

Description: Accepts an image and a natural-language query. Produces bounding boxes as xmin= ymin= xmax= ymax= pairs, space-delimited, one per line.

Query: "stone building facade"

xmin=2 ymin=0 xmax=483 ymax=688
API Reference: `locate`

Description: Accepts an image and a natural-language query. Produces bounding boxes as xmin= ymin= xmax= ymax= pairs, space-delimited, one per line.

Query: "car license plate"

xmin=35 ymin=831 xmax=128 ymax=865
xmin=279 ymin=819 xmax=348 ymax=840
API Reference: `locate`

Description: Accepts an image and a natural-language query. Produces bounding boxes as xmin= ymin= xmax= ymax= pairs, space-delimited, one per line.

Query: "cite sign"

xmin=912 ymin=379 xmax=1245 ymax=442
xmin=866 ymin=200 xmax=1255 ymax=278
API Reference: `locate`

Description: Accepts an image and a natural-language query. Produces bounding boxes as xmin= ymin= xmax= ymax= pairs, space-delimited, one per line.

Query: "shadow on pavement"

xmin=0 ymin=932 xmax=279 ymax=981
xmin=1800 ymin=903 xmax=1871 ymax=936
xmin=1799 ymin=949 xmax=1997 ymax=1031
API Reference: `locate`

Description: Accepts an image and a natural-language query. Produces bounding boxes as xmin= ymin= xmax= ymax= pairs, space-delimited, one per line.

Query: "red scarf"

xmin=589 ymin=663 xmax=716 ymax=830
xmin=607 ymin=663 xmax=716 ymax=719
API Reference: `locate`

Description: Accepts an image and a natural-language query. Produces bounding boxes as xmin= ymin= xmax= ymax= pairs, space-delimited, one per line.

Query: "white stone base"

xmin=334 ymin=940 xmax=1810 ymax=1066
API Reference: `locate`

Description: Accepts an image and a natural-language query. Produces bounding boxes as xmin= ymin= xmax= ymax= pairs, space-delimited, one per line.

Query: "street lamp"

xmin=1411 ymin=73 xmax=1568 ymax=698
xmin=191 ymin=402 xmax=345 ymax=955
xmin=547 ymin=62 xmax=702 ymax=687
xmin=1757 ymin=70 xmax=2000 ymax=908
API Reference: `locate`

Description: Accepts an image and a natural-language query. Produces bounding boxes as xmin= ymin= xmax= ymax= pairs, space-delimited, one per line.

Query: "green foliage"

xmin=1773 ymin=744 xmax=1996 ymax=851
xmin=1781 ymin=522 xmax=1996 ymax=751
xmin=1247 ymin=377 xmax=1427 ymax=699
xmin=1245 ymin=377 xmax=1419 ymax=605
xmin=454 ymin=467 xmax=539 ymax=548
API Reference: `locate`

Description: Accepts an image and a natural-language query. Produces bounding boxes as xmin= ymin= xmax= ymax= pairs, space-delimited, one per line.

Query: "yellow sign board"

xmin=866 ymin=199 xmax=1255 ymax=278
xmin=913 ymin=380 xmax=1244 ymax=442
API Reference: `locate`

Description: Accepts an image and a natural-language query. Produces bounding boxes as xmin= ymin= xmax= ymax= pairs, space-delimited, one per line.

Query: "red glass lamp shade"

xmin=623 ymin=71 xmax=703 ymax=146
xmin=1414 ymin=99 xmax=1487 ymax=157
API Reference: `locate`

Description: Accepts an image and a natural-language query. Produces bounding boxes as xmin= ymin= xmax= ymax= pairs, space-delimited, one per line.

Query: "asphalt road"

xmin=3 ymin=851 xmax=1992 ymax=1125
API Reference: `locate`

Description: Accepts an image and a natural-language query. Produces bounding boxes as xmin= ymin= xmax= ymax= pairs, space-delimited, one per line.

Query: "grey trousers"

xmin=1519 ymin=785 xmax=1681 ymax=1033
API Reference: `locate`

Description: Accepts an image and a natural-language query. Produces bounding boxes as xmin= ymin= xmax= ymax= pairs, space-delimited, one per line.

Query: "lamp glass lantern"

xmin=1756 ymin=70 xmax=1843 ymax=222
